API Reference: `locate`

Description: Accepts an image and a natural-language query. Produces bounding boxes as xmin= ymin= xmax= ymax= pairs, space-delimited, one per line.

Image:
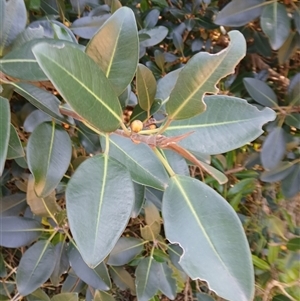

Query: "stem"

xmin=157 ymin=117 xmax=173 ymax=135
xmin=120 ymin=121 xmax=131 ymax=136
xmin=153 ymin=147 xmax=175 ymax=177
xmin=104 ymin=133 xmax=110 ymax=156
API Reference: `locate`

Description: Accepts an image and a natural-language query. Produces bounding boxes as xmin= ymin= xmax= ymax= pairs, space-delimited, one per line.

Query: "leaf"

xmin=260 ymin=161 xmax=295 ymax=182
xmin=214 ymin=0 xmax=264 ymax=27
xmin=0 ymin=216 xmax=42 ymax=248
xmin=139 ymin=26 xmax=169 ymax=47
xmin=16 ymin=240 xmax=56 ymax=296
xmin=86 ymin=7 xmax=139 ymax=96
xmin=109 ymin=266 xmax=136 ymax=294
xmin=288 ymin=73 xmax=300 ymax=105
xmin=285 ymin=113 xmax=300 ymax=130
xmin=135 ymin=257 xmax=176 ymax=301
xmin=66 ymin=154 xmax=134 ymax=268
xmin=131 ymin=182 xmax=145 ymax=218
xmin=107 ymin=237 xmax=144 ymax=266
xmin=252 ymin=255 xmax=271 ymax=271
xmin=0 ymin=97 xmax=10 ymax=176
xmin=68 ymin=245 xmax=111 ymax=290
xmin=24 ymin=110 xmax=53 ymax=133
xmin=164 ymin=95 xmax=276 ymax=155
xmin=243 ymin=78 xmax=278 ymax=107
xmin=6 ymin=124 xmax=25 ymax=159
xmin=261 ymin=127 xmax=286 ymax=170
xmin=32 ymin=42 xmax=123 ymax=133
xmin=94 ymin=291 xmax=115 ymax=301
xmin=144 ymin=200 xmax=161 ymax=226
xmin=13 ymin=83 xmax=67 ymax=123
xmin=103 ymin=133 xmax=169 ymax=190
xmin=70 ymin=15 xmax=111 ymax=39
xmin=144 ymin=9 xmax=160 ymax=28
xmin=51 ymin=293 xmax=78 ymax=301
xmin=27 ymin=288 xmax=51 ymax=301
xmin=11 ymin=26 xmax=44 ymax=50
xmin=50 ymin=242 xmax=70 ymax=286
xmin=166 ymin=31 xmax=246 ymax=120
xmin=136 ymin=64 xmax=157 ymax=112
xmin=172 ymin=32 xmax=184 ymax=55
xmin=0 ymin=0 xmax=27 ymax=54
xmin=0 ymin=193 xmax=27 ymax=216
xmin=261 ymin=3 xmax=290 ymax=50
xmin=162 ymin=175 xmax=254 ymax=301
xmin=161 ymin=149 xmax=189 ymax=176
xmin=278 ymin=32 xmax=299 ymax=65
xmin=27 ymin=122 xmax=72 ymax=197
xmin=281 ymin=163 xmax=300 ymax=198
xmin=287 ymin=237 xmax=300 ymax=251
xmin=196 ymin=292 xmax=215 ymax=301
xmin=26 ymin=175 xmax=60 ymax=217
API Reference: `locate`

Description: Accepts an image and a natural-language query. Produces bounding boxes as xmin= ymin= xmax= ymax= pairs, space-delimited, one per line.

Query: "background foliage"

xmin=0 ymin=0 xmax=299 ymax=301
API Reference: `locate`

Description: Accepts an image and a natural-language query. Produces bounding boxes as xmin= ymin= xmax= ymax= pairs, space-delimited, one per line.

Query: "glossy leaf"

xmin=144 ymin=9 xmax=160 ymax=28
xmin=136 ymin=64 xmax=157 ymax=112
xmin=16 ymin=240 xmax=55 ymax=296
xmin=243 ymin=78 xmax=278 ymax=107
xmin=166 ymin=31 xmax=246 ymax=120
xmin=32 ymin=42 xmax=123 ymax=132
xmin=164 ymin=95 xmax=276 ymax=155
xmin=6 ymin=124 xmax=24 ymax=159
xmin=68 ymin=246 xmax=111 ymax=290
xmin=11 ymin=26 xmax=44 ymax=50
xmin=260 ymin=161 xmax=294 ymax=182
xmin=103 ymin=133 xmax=169 ymax=190
xmin=214 ymin=0 xmax=264 ymax=27
xmin=94 ymin=291 xmax=115 ymax=301
xmin=0 ymin=216 xmax=42 ymax=248
xmin=27 ymin=122 xmax=72 ymax=197
xmin=13 ymin=83 xmax=67 ymax=122
xmin=162 ymin=175 xmax=254 ymax=301
xmin=161 ymin=149 xmax=189 ymax=176
xmin=135 ymin=257 xmax=176 ymax=301
xmin=131 ymin=182 xmax=145 ymax=218
xmin=261 ymin=127 xmax=286 ymax=170
xmin=285 ymin=113 xmax=300 ymax=130
xmin=24 ymin=110 xmax=53 ymax=133
xmin=261 ymin=3 xmax=290 ymax=50
xmin=139 ymin=26 xmax=169 ymax=47
xmin=107 ymin=237 xmax=144 ymax=266
xmin=109 ymin=266 xmax=136 ymax=294
xmin=0 ymin=0 xmax=26 ymax=54
xmin=51 ymin=293 xmax=78 ymax=301
xmin=0 ymin=193 xmax=27 ymax=216
xmin=86 ymin=7 xmax=139 ymax=95
xmin=66 ymin=154 xmax=134 ymax=268
xmin=0 ymin=97 xmax=10 ymax=176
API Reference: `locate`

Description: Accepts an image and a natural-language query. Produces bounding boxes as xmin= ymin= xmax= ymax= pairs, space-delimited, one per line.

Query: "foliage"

xmin=0 ymin=1 xmax=299 ymax=301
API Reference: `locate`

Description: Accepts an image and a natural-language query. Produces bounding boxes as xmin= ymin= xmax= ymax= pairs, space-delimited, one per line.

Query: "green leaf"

xmin=260 ymin=161 xmax=294 ymax=182
xmin=16 ymin=240 xmax=55 ymax=296
xmin=196 ymin=292 xmax=215 ymax=301
xmin=287 ymin=237 xmax=300 ymax=251
xmin=228 ymin=178 xmax=257 ymax=197
xmin=136 ymin=64 xmax=157 ymax=112
xmin=162 ymin=175 xmax=254 ymax=301
xmin=13 ymin=83 xmax=67 ymax=123
xmin=66 ymin=154 xmax=134 ymax=268
xmin=0 ymin=0 xmax=27 ymax=55
xmin=32 ymin=42 xmax=123 ymax=132
xmin=27 ymin=122 xmax=72 ymax=197
xmin=214 ymin=0 xmax=264 ymax=27
xmin=0 ymin=97 xmax=10 ymax=176
xmin=261 ymin=3 xmax=290 ymax=50
xmin=103 ymin=133 xmax=169 ymax=190
xmin=86 ymin=7 xmax=139 ymax=96
xmin=243 ymin=78 xmax=278 ymax=107
xmin=139 ymin=26 xmax=168 ymax=48
xmin=107 ymin=237 xmax=144 ymax=266
xmin=68 ymin=245 xmax=111 ymax=290
xmin=166 ymin=31 xmax=246 ymax=120
xmin=11 ymin=26 xmax=44 ymax=50
xmin=278 ymin=32 xmax=299 ymax=65
xmin=0 ymin=193 xmax=27 ymax=216
xmin=135 ymin=257 xmax=176 ymax=301
xmin=0 ymin=216 xmax=42 ymax=248
xmin=109 ymin=266 xmax=136 ymax=294
xmin=251 ymin=255 xmax=271 ymax=271
xmin=164 ymin=95 xmax=276 ymax=155
xmin=131 ymin=182 xmax=145 ymax=218
xmin=51 ymin=293 xmax=78 ymax=301
xmin=94 ymin=291 xmax=115 ymax=301
xmin=27 ymin=288 xmax=51 ymax=301
xmin=6 ymin=124 xmax=24 ymax=159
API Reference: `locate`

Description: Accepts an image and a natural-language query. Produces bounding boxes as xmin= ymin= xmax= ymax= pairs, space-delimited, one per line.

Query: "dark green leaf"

xmin=261 ymin=3 xmax=290 ymax=50
xmin=109 ymin=266 xmax=136 ymax=294
xmin=278 ymin=32 xmax=299 ymax=65
xmin=24 ymin=110 xmax=53 ymax=133
xmin=32 ymin=42 xmax=123 ymax=132
xmin=214 ymin=0 xmax=264 ymax=27
xmin=131 ymin=182 xmax=145 ymax=218
xmin=172 ymin=32 xmax=184 ymax=55
xmin=260 ymin=161 xmax=295 ymax=182
xmin=162 ymin=175 xmax=254 ymax=301
xmin=285 ymin=113 xmax=300 ymax=129
xmin=51 ymin=293 xmax=78 ymax=301
xmin=166 ymin=31 xmax=246 ymax=120
xmin=0 ymin=97 xmax=10 ymax=176
xmin=27 ymin=288 xmax=51 ymax=301
xmin=0 ymin=193 xmax=27 ymax=216
xmin=6 ymin=124 xmax=25 ymax=159
xmin=144 ymin=9 xmax=160 ymax=28
xmin=0 ymin=216 xmax=42 ymax=248
xmin=281 ymin=163 xmax=300 ymax=198
xmin=16 ymin=240 xmax=55 ymax=296
xmin=68 ymin=246 xmax=111 ymax=290
xmin=0 ymin=253 xmax=7 ymax=278
xmin=27 ymin=122 xmax=72 ymax=197
xmin=86 ymin=7 xmax=139 ymax=96
xmin=164 ymin=95 xmax=276 ymax=155
xmin=66 ymin=154 xmax=134 ymax=268
xmin=107 ymin=237 xmax=144 ymax=266
xmin=286 ymin=237 xmax=300 ymax=251
xmin=228 ymin=178 xmax=257 ymax=197
xmin=139 ymin=26 xmax=168 ymax=47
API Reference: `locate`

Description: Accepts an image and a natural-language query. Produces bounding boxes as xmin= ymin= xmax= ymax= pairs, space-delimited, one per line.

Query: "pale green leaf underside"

xmin=166 ymin=30 xmax=246 ymax=120
xmin=164 ymin=95 xmax=276 ymax=155
xmin=32 ymin=42 xmax=122 ymax=133
xmin=162 ymin=175 xmax=254 ymax=301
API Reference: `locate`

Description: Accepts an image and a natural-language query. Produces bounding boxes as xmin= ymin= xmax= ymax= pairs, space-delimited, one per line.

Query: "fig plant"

xmin=0 ymin=3 xmax=277 ymax=301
